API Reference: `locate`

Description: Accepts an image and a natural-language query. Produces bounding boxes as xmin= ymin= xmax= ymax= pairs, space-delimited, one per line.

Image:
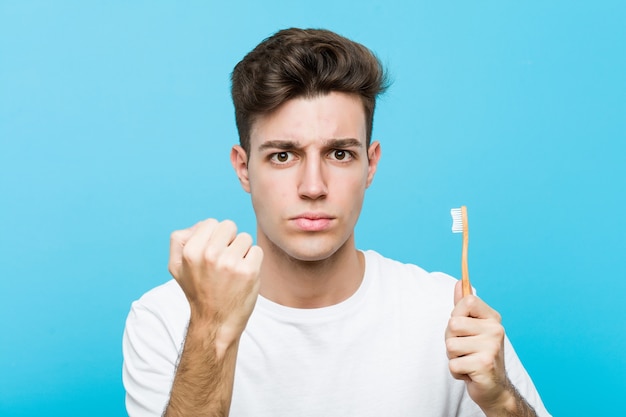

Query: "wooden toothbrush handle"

xmin=461 ymin=206 xmax=472 ymax=296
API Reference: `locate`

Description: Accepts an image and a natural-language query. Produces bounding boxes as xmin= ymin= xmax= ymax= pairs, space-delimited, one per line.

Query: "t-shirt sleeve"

xmin=503 ymin=336 xmax=552 ymax=417
xmin=122 ymin=298 xmax=184 ymax=417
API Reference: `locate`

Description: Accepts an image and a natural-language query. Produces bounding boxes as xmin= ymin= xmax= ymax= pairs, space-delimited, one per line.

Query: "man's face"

xmin=231 ymin=92 xmax=381 ymax=262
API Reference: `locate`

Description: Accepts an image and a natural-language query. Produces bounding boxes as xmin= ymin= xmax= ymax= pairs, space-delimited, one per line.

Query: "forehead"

xmin=249 ymin=92 xmax=367 ymax=150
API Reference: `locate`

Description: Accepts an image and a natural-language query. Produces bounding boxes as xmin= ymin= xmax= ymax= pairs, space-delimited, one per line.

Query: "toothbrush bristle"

xmin=450 ymin=208 xmax=463 ymax=233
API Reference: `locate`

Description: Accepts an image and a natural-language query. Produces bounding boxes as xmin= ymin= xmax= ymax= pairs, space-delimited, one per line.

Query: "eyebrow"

xmin=258 ymin=138 xmax=363 ymax=152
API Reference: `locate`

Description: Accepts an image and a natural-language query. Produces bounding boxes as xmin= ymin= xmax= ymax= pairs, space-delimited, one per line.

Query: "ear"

xmin=365 ymin=140 xmax=381 ymax=188
xmin=230 ymin=145 xmax=251 ymax=193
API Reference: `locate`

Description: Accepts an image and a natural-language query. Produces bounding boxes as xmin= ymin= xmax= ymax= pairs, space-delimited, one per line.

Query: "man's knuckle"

xmin=182 ymin=247 xmax=199 ymax=264
xmin=170 ymin=230 xmax=183 ymax=242
xmin=493 ymin=324 xmax=505 ymax=339
xmin=237 ymin=232 xmax=253 ymax=245
xmin=490 ymin=341 xmax=502 ymax=356
xmin=241 ymin=267 xmax=259 ymax=281
xmin=448 ymin=360 xmax=461 ymax=375
xmin=203 ymin=246 xmax=221 ymax=264
xmin=465 ymin=296 xmax=479 ymax=309
xmin=448 ymin=317 xmax=462 ymax=332
xmin=234 ymin=262 xmax=253 ymax=276
xmin=494 ymin=311 xmax=502 ymax=323
xmin=221 ymin=219 xmax=238 ymax=234
xmin=445 ymin=337 xmax=456 ymax=353
xmin=215 ymin=257 xmax=236 ymax=273
xmin=478 ymin=353 xmax=495 ymax=369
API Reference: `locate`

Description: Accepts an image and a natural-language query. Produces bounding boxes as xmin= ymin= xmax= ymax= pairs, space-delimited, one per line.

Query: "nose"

xmin=298 ymin=155 xmax=328 ymax=200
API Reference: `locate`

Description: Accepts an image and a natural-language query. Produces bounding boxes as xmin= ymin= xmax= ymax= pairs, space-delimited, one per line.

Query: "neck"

xmin=258 ymin=236 xmax=365 ymax=309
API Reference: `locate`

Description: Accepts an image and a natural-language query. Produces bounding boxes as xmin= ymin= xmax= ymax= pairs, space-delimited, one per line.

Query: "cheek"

xmin=336 ymin=168 xmax=369 ymax=192
xmin=250 ymin=173 xmax=291 ymax=210
xmin=334 ymin=174 xmax=367 ymax=210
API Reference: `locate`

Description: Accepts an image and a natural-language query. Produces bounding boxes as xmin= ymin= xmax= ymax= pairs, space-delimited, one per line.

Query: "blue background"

xmin=1 ymin=1 xmax=624 ymax=416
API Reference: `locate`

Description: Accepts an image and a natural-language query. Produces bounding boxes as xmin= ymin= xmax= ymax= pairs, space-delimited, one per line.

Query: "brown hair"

xmin=231 ymin=28 xmax=389 ymax=155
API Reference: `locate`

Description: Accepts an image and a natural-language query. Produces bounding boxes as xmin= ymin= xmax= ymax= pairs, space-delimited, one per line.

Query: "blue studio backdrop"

xmin=1 ymin=1 xmax=625 ymax=416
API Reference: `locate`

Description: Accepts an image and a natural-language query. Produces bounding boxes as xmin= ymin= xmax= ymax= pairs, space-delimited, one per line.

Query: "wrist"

xmin=481 ymin=382 xmax=536 ymax=417
xmin=486 ymin=390 xmax=517 ymax=416
xmin=186 ymin=315 xmax=242 ymax=360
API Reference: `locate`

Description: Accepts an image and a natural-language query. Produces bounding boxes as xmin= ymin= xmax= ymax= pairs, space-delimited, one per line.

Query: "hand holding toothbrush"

xmin=445 ymin=285 xmax=537 ymax=416
xmin=447 ymin=207 xmax=537 ymax=416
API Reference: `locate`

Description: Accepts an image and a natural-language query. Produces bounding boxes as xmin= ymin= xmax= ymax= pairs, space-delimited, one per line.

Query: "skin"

xmin=231 ymin=92 xmax=380 ymax=308
xmin=446 ymin=281 xmax=538 ymax=416
xmin=165 ymin=219 xmax=263 ymax=416
xmin=163 ymin=92 xmax=537 ymax=416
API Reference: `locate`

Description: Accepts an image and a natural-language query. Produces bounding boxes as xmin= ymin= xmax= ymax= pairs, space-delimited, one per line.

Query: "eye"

xmin=270 ymin=151 xmax=293 ymax=164
xmin=329 ymin=149 xmax=353 ymax=161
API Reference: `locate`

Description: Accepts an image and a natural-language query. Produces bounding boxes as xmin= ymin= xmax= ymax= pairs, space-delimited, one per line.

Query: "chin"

xmin=276 ymin=237 xmax=351 ymax=263
xmin=287 ymin=250 xmax=336 ymax=263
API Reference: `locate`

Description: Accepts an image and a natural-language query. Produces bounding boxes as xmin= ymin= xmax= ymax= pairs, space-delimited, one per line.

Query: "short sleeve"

xmin=503 ymin=336 xmax=552 ymax=417
xmin=122 ymin=282 xmax=189 ymax=417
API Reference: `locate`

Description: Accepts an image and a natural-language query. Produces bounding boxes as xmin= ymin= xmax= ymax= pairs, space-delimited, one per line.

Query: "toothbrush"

xmin=451 ymin=206 xmax=472 ymax=297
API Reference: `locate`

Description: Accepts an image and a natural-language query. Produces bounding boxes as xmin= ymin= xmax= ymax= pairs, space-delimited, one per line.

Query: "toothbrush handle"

xmin=461 ymin=206 xmax=472 ymax=296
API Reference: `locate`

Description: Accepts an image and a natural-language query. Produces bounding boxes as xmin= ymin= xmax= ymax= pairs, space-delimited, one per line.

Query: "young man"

xmin=123 ymin=28 xmax=551 ymax=416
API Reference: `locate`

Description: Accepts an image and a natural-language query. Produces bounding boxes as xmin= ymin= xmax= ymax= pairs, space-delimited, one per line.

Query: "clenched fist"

xmin=168 ymin=219 xmax=264 ymax=349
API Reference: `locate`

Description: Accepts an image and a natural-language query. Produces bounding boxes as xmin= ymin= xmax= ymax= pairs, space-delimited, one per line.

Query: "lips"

xmin=290 ymin=213 xmax=334 ymax=232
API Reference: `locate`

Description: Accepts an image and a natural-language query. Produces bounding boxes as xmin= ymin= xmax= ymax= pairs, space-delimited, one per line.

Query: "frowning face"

xmin=231 ymin=92 xmax=381 ymax=263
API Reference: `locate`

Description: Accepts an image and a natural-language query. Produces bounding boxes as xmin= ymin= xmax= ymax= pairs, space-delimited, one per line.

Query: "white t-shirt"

xmin=123 ymin=250 xmax=551 ymax=416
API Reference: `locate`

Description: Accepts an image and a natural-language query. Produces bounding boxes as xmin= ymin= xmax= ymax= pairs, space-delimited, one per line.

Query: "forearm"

xmin=164 ymin=319 xmax=240 ymax=417
xmin=482 ymin=380 xmax=537 ymax=417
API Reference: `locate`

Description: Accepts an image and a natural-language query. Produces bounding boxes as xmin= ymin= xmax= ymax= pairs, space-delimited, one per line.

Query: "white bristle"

xmin=450 ymin=208 xmax=463 ymax=233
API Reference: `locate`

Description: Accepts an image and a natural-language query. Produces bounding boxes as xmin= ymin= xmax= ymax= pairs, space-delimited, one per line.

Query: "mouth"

xmin=290 ymin=213 xmax=335 ymax=232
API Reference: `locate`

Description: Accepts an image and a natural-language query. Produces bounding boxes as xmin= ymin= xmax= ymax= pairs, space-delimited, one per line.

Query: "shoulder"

xmin=123 ymin=280 xmax=188 ymax=415
xmin=134 ymin=279 xmax=186 ymax=306
xmin=362 ymin=250 xmax=457 ymax=311
xmin=363 ymin=249 xmax=457 ymax=290
xmin=125 ymin=279 xmax=189 ymax=336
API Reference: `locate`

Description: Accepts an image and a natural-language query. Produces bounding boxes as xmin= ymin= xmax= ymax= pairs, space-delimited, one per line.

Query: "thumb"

xmin=453 ymin=279 xmax=464 ymax=306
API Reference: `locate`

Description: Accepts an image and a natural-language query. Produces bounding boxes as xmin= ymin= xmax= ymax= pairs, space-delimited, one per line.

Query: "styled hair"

xmin=231 ymin=28 xmax=389 ymax=155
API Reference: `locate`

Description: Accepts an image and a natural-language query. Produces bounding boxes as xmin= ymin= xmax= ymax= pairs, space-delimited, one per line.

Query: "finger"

xmin=202 ymin=220 xmax=238 ymax=264
xmin=446 ymin=330 xmax=503 ymax=359
xmin=223 ymin=232 xmax=254 ymax=258
xmin=447 ymin=315 xmax=504 ymax=338
xmin=449 ymin=355 xmax=466 ymax=380
xmin=445 ymin=316 xmax=483 ymax=339
xmin=183 ymin=218 xmax=220 ymax=261
xmin=207 ymin=220 xmax=238 ymax=250
xmin=449 ymin=355 xmax=481 ymax=380
xmin=451 ymin=295 xmax=501 ymax=321
xmin=168 ymin=227 xmax=196 ymax=278
xmin=453 ymin=279 xmax=464 ymax=306
xmin=245 ymin=245 xmax=264 ymax=269
xmin=221 ymin=235 xmax=263 ymax=276
xmin=449 ymin=350 xmax=502 ymax=386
